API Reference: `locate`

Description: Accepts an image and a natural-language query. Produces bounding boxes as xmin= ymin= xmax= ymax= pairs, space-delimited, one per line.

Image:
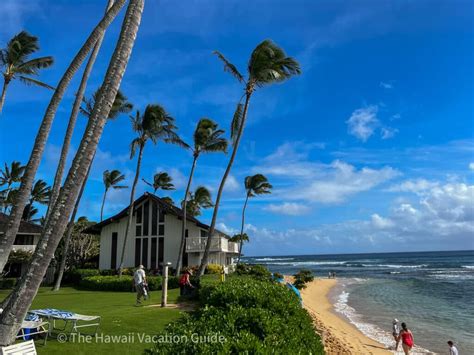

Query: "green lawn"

xmin=0 ymin=287 xmax=184 ymax=355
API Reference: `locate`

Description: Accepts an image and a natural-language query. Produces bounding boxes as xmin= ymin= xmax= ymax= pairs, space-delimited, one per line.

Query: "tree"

xmin=142 ymin=172 xmax=174 ymax=194
xmin=23 ymin=179 xmax=51 ymax=222
xmin=185 ymin=186 xmax=213 ymax=217
xmin=0 ymin=0 xmax=143 ymax=344
xmin=161 ymin=196 xmax=175 ymax=206
xmin=237 ymin=174 xmax=272 ymax=263
xmin=0 ymin=161 xmax=25 ymax=213
xmin=198 ymin=40 xmax=300 ymax=275
xmin=118 ymin=104 xmax=184 ymax=276
xmin=101 ymin=170 xmax=127 ymax=221
xmin=175 ymin=118 xmax=227 ymax=275
xmin=53 ymin=90 xmax=132 ymax=291
xmin=0 ymin=31 xmax=54 ymax=113
xmin=230 ymin=233 xmax=249 ymax=243
xmin=46 ymin=0 xmax=117 ymax=223
xmin=0 ymin=0 xmax=127 ymax=274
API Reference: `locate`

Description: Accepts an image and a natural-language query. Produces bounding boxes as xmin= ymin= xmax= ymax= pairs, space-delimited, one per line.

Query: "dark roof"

xmin=0 ymin=212 xmax=43 ymax=234
xmin=84 ymin=192 xmax=228 ymax=236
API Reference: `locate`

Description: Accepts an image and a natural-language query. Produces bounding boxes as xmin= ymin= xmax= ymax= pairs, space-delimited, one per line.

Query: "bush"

xmin=64 ymin=268 xmax=100 ymax=284
xmin=273 ymin=272 xmax=284 ymax=280
xmin=205 ymin=263 xmax=223 ymax=274
xmin=146 ymin=276 xmax=323 ymax=354
xmin=293 ymin=269 xmax=314 ymax=290
xmin=235 ymin=263 xmax=271 ymax=280
xmin=79 ymin=275 xmax=180 ymax=292
xmin=0 ymin=278 xmax=17 ymax=289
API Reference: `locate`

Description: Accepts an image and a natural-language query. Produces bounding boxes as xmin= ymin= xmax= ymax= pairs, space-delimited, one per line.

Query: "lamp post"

xmin=161 ymin=262 xmax=172 ymax=307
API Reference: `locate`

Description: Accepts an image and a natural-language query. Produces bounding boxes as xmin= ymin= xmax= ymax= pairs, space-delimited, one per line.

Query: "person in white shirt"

xmin=133 ymin=265 xmax=147 ymax=305
xmin=447 ymin=340 xmax=459 ymax=355
xmin=392 ymin=318 xmax=400 ymax=351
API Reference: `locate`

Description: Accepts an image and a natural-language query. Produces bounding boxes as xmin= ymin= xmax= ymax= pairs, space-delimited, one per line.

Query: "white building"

xmin=85 ymin=192 xmax=239 ymax=271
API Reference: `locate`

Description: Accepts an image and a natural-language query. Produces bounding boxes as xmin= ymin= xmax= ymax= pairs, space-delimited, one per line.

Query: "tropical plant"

xmin=81 ymin=89 xmax=133 ymax=119
xmin=101 ymin=170 xmax=127 ymax=221
xmin=293 ymin=269 xmax=314 ymax=290
xmin=175 ymin=118 xmax=227 ymax=275
xmin=0 ymin=0 xmax=127 ymax=276
xmin=45 ymin=0 xmax=118 ymax=222
xmin=0 ymin=31 xmax=54 ymax=113
xmin=53 ymin=89 xmax=132 ymax=292
xmin=185 ymin=186 xmax=213 ymax=217
xmin=198 ymin=40 xmax=300 ymax=275
xmin=118 ymin=104 xmax=185 ymax=276
xmin=23 ymin=179 xmax=50 ymax=221
xmin=0 ymin=0 xmax=142 ymax=345
xmin=161 ymin=196 xmax=175 ymax=206
xmin=237 ymin=174 xmax=272 ymax=263
xmin=142 ymin=172 xmax=174 ymax=194
xmin=230 ymin=232 xmax=249 ymax=243
xmin=0 ymin=161 xmax=25 ymax=213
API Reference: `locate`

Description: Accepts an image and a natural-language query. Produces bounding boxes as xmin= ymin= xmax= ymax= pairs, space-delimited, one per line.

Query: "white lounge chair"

xmin=29 ymin=309 xmax=100 ymax=336
xmin=17 ymin=320 xmax=49 ymax=345
xmin=1 ymin=340 xmax=36 ymax=355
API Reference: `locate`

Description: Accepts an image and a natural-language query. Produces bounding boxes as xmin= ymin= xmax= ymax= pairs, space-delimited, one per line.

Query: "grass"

xmin=0 ymin=287 xmax=183 ymax=354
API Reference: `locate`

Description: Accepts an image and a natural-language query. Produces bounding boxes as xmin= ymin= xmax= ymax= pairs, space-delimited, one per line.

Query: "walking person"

xmin=178 ymin=269 xmax=195 ymax=296
xmin=133 ymin=265 xmax=148 ymax=305
xmin=447 ymin=340 xmax=459 ymax=355
xmin=398 ymin=322 xmax=414 ymax=354
xmin=392 ymin=319 xmax=400 ymax=351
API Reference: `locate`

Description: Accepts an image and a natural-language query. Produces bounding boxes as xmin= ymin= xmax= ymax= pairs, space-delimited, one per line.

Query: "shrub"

xmin=0 ymin=278 xmax=17 ymax=289
xmin=64 ymin=268 xmax=100 ymax=284
xmin=293 ymin=269 xmax=314 ymax=290
xmin=146 ymin=276 xmax=323 ymax=354
xmin=273 ymin=272 xmax=284 ymax=279
xmin=235 ymin=263 xmax=271 ymax=280
xmin=205 ymin=263 xmax=222 ymax=274
xmin=79 ymin=275 xmax=179 ymax=292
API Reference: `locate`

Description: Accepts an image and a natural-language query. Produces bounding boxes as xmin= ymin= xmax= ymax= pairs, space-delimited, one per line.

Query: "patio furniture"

xmin=29 ymin=309 xmax=101 ymax=336
xmin=17 ymin=319 xmax=49 ymax=345
xmin=1 ymin=340 xmax=36 ymax=355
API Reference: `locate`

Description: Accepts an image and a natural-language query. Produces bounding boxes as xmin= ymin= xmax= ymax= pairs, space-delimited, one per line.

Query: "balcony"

xmin=11 ymin=244 xmax=36 ymax=253
xmin=186 ymin=237 xmax=239 ymax=253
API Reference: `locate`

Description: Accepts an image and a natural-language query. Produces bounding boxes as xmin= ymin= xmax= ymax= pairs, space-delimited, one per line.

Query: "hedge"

xmin=0 ymin=278 xmax=17 ymax=289
xmin=145 ymin=276 xmax=323 ymax=354
xmin=79 ymin=275 xmax=180 ymax=292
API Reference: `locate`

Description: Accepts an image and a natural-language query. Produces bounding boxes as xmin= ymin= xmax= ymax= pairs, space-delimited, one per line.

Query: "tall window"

xmin=111 ymin=232 xmax=118 ymax=269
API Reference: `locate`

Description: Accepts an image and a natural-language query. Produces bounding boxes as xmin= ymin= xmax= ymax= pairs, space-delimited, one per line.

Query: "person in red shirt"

xmin=179 ymin=269 xmax=195 ymax=296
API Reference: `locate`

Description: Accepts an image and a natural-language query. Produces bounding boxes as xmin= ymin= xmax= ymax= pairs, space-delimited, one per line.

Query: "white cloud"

xmin=469 ymin=162 xmax=474 ymax=171
xmin=388 ymin=178 xmax=440 ymax=194
xmin=265 ymin=202 xmax=310 ymax=216
xmin=380 ymin=81 xmax=393 ymax=89
xmin=371 ymin=213 xmax=394 ymax=228
xmin=225 ymin=175 xmax=241 ymax=192
xmin=381 ymin=127 xmax=399 ymax=139
xmin=346 ymin=105 xmax=379 ymax=141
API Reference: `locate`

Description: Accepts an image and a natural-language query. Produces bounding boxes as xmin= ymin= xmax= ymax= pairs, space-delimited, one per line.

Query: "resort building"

xmin=86 ymin=192 xmax=239 ymax=271
xmin=0 ymin=212 xmax=43 ymax=277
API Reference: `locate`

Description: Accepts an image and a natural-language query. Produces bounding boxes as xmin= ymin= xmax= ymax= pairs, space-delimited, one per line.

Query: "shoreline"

xmin=300 ymin=278 xmax=391 ymax=354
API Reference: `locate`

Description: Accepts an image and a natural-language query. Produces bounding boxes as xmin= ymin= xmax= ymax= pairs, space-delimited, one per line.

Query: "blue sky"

xmin=0 ymin=0 xmax=473 ymax=256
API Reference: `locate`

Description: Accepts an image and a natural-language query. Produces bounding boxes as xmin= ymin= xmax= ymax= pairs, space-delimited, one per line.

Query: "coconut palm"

xmin=198 ymin=40 xmax=300 ymax=275
xmin=53 ymin=90 xmax=132 ymax=291
xmin=185 ymin=186 xmax=213 ymax=217
xmin=0 ymin=162 xmax=25 ymax=212
xmin=161 ymin=196 xmax=175 ymax=206
xmin=101 ymin=170 xmax=127 ymax=221
xmin=175 ymin=118 xmax=227 ymax=275
xmin=0 ymin=31 xmax=54 ymax=113
xmin=0 ymin=0 xmax=127 ymax=275
xmin=237 ymin=174 xmax=272 ymax=263
xmin=0 ymin=0 xmax=142 ymax=344
xmin=45 ymin=0 xmax=117 ymax=222
xmin=142 ymin=172 xmax=174 ymax=194
xmin=230 ymin=233 xmax=249 ymax=244
xmin=118 ymin=105 xmax=185 ymax=276
xmin=23 ymin=180 xmax=50 ymax=221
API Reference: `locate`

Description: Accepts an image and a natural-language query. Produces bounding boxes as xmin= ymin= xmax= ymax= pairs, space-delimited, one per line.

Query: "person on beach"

xmin=447 ymin=340 xmax=459 ymax=355
xmin=392 ymin=318 xmax=400 ymax=350
xmin=398 ymin=322 xmax=414 ymax=354
xmin=133 ymin=265 xmax=148 ymax=305
xmin=179 ymin=269 xmax=195 ymax=296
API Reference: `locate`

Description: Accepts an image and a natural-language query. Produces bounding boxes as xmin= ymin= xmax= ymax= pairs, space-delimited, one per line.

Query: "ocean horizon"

xmin=243 ymin=250 xmax=474 ymax=354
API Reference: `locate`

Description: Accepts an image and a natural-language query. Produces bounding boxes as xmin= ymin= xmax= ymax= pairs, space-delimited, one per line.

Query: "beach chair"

xmin=1 ymin=340 xmax=37 ymax=355
xmin=17 ymin=319 xmax=49 ymax=345
xmin=29 ymin=309 xmax=101 ymax=336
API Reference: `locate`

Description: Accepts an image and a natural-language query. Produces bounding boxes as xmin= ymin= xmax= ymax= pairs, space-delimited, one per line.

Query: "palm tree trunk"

xmin=100 ymin=189 xmax=108 ymax=222
xmin=0 ymin=78 xmax=10 ymax=114
xmin=118 ymin=143 xmax=144 ymax=277
xmin=52 ymin=157 xmax=93 ymax=292
xmin=198 ymin=91 xmax=252 ymax=276
xmin=45 ymin=0 xmax=115 ymax=223
xmin=0 ymin=0 xmax=127 ymax=274
xmin=175 ymin=155 xmax=198 ymax=275
xmin=0 ymin=0 xmax=144 ymax=345
xmin=237 ymin=192 xmax=250 ymax=264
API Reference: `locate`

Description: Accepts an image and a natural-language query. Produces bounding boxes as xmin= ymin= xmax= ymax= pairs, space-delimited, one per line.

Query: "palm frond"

xmin=130 ymin=137 xmax=143 ymax=159
xmin=230 ymin=103 xmax=244 ymax=146
xmin=18 ymin=76 xmax=55 ymax=90
xmin=15 ymin=56 xmax=54 ymax=74
xmin=213 ymin=50 xmax=244 ymax=83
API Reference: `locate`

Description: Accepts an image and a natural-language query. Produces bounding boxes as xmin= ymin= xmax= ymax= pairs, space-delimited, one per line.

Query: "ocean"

xmin=243 ymin=250 xmax=474 ymax=354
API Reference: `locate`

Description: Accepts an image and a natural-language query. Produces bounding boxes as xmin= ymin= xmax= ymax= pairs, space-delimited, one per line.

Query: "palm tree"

xmin=230 ymin=233 xmax=249 ymax=244
xmin=0 ymin=31 xmax=54 ymax=113
xmin=142 ymin=172 xmax=174 ymax=194
xmin=237 ymin=174 xmax=272 ymax=263
xmin=0 ymin=0 xmax=127 ymax=275
xmin=161 ymin=196 xmax=175 ymax=206
xmin=175 ymin=118 xmax=227 ymax=275
xmin=101 ymin=170 xmax=127 ymax=221
xmin=198 ymin=40 xmax=300 ymax=275
xmin=46 ymin=0 xmax=117 ymax=222
xmin=184 ymin=186 xmax=213 ymax=217
xmin=53 ymin=90 xmax=132 ymax=291
xmin=23 ymin=180 xmax=51 ymax=221
xmin=0 ymin=0 xmax=143 ymax=344
xmin=0 ymin=162 xmax=24 ymax=212
xmin=118 ymin=105 xmax=185 ymax=276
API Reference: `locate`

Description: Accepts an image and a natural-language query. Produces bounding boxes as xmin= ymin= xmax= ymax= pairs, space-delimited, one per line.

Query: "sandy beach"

xmin=301 ymin=278 xmax=391 ymax=355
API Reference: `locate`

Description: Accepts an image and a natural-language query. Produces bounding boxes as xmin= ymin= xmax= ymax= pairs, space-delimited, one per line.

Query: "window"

xmin=185 ymin=229 xmax=189 ymax=238
xmin=135 ymin=239 xmax=141 ymax=267
xmin=13 ymin=235 xmax=35 ymax=245
xmin=159 ymin=209 xmax=165 ymax=223
xmin=158 ymin=237 xmax=164 ymax=268
xmin=143 ymin=201 xmax=149 ymax=236
xmin=111 ymin=232 xmax=118 ymax=269
xmin=152 ymin=201 xmax=158 ymax=235
xmin=151 ymin=238 xmax=157 ymax=269
xmin=136 ymin=206 xmax=142 ymax=224
xmin=159 ymin=224 xmax=164 ymax=236
xmin=142 ymin=238 xmax=148 ymax=269
xmin=200 ymin=230 xmax=208 ymax=238
xmin=136 ymin=225 xmax=141 ymax=237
